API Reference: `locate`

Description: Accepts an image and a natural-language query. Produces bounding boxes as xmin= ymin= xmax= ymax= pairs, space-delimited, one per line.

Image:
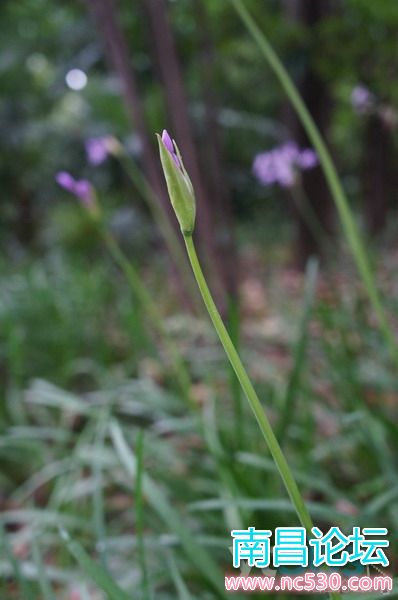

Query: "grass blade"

xmin=60 ymin=529 xmax=133 ymax=600
xmin=31 ymin=537 xmax=56 ymax=600
xmin=93 ymin=414 xmax=108 ymax=569
xmin=168 ymin=554 xmax=194 ymax=600
xmin=109 ymin=420 xmax=227 ymax=598
xmin=0 ymin=523 xmax=35 ymax=600
xmin=135 ymin=429 xmax=151 ymax=600
xmin=277 ymin=257 xmax=318 ymax=443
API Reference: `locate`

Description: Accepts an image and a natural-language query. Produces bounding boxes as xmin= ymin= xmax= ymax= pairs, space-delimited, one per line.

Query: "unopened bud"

xmin=157 ymin=130 xmax=196 ymax=236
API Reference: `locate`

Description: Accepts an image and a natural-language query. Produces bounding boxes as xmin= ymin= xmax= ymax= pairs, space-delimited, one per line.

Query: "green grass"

xmin=1 ymin=238 xmax=397 ymax=599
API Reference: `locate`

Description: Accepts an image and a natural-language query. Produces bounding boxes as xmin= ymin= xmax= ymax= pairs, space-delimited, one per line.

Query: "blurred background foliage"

xmin=1 ymin=0 xmax=398 ymax=598
xmin=1 ymin=0 xmax=397 ymax=253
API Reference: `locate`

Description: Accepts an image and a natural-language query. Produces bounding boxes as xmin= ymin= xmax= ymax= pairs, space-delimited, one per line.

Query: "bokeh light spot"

xmin=65 ymin=69 xmax=87 ymax=91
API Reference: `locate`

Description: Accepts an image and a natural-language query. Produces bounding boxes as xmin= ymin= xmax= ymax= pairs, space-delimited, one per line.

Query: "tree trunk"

xmin=85 ymin=0 xmax=193 ymax=308
xmin=283 ymin=0 xmax=335 ymax=269
xmin=142 ymin=0 xmax=228 ymax=310
xmin=193 ymin=0 xmax=238 ymax=301
xmin=363 ymin=114 xmax=394 ymax=236
xmin=16 ymin=187 xmax=34 ymax=246
xmin=85 ymin=0 xmax=166 ymax=203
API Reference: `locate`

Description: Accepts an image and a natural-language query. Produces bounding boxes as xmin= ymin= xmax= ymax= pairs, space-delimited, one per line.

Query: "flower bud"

xmin=157 ymin=130 xmax=196 ymax=236
xmin=56 ymin=171 xmax=100 ymax=219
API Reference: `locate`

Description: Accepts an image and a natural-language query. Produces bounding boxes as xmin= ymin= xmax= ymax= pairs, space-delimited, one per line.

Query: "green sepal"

xmin=157 ymin=134 xmax=196 ymax=236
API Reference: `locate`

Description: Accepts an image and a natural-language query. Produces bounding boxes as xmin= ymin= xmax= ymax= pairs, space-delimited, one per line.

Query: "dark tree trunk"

xmin=193 ymin=0 xmax=238 ymax=301
xmin=85 ymin=0 xmax=165 ymax=203
xmin=142 ymin=0 xmax=228 ymax=310
xmin=295 ymin=67 xmax=334 ymax=264
xmin=363 ymin=114 xmax=394 ymax=236
xmin=85 ymin=0 xmax=194 ymax=309
xmin=283 ymin=0 xmax=335 ymax=269
xmin=16 ymin=187 xmax=34 ymax=245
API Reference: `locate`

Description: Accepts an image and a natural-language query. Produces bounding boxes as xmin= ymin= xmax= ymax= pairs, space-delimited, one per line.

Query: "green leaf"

xmin=110 ymin=420 xmax=227 ymax=599
xmin=60 ymin=529 xmax=133 ymax=600
xmin=31 ymin=537 xmax=56 ymax=600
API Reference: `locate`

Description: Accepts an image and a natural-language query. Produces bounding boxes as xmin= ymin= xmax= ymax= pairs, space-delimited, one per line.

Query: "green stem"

xmin=231 ymin=0 xmax=398 ymax=369
xmin=135 ymin=430 xmax=151 ymax=600
xmin=185 ymin=235 xmax=342 ymax=600
xmin=277 ymin=258 xmax=318 ymax=444
xmin=103 ymin=228 xmax=194 ymax=409
xmin=184 ymin=234 xmax=313 ymax=532
xmin=227 ymin=296 xmax=245 ymax=447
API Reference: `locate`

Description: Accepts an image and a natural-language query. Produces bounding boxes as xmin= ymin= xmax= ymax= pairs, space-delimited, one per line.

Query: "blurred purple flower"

xmin=85 ymin=137 xmax=110 ymax=166
xmin=297 ymin=148 xmax=318 ymax=169
xmin=253 ymin=142 xmax=318 ymax=189
xmin=55 ymin=171 xmax=75 ymax=193
xmin=56 ymin=171 xmax=94 ymax=207
xmin=162 ymin=129 xmax=181 ymax=168
xmin=351 ymin=85 xmax=373 ymax=114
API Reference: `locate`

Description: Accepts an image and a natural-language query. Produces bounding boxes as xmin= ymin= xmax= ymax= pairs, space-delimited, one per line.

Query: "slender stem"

xmin=277 ymin=258 xmax=318 ymax=444
xmin=184 ymin=234 xmax=313 ymax=532
xmin=231 ymin=0 xmax=398 ymax=369
xmin=227 ymin=296 xmax=245 ymax=447
xmin=135 ymin=430 xmax=151 ymax=600
xmin=185 ymin=235 xmax=342 ymax=600
xmin=102 ymin=229 xmax=194 ymax=409
xmin=93 ymin=414 xmax=108 ymax=570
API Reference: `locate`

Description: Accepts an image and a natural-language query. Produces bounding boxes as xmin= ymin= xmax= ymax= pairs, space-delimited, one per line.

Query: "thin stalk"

xmin=0 ymin=523 xmax=34 ymax=600
xmin=135 ymin=430 xmax=151 ymax=600
xmin=31 ymin=537 xmax=56 ymax=600
xmin=227 ymin=296 xmax=245 ymax=447
xmin=231 ymin=0 xmax=398 ymax=369
xmin=102 ymin=227 xmax=194 ymax=409
xmin=184 ymin=234 xmax=312 ymax=532
xmin=93 ymin=413 xmax=108 ymax=570
xmin=277 ymin=258 xmax=318 ymax=444
xmin=60 ymin=529 xmax=132 ymax=600
xmin=184 ymin=234 xmax=341 ymax=600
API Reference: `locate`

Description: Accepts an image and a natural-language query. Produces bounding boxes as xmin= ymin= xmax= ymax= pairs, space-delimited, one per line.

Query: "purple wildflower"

xmin=161 ymin=129 xmax=180 ymax=168
xmin=56 ymin=171 xmax=95 ymax=207
xmin=85 ymin=137 xmax=110 ymax=166
xmin=297 ymin=148 xmax=318 ymax=169
xmin=351 ymin=85 xmax=374 ymax=114
xmin=253 ymin=142 xmax=318 ymax=189
xmin=55 ymin=171 xmax=75 ymax=193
